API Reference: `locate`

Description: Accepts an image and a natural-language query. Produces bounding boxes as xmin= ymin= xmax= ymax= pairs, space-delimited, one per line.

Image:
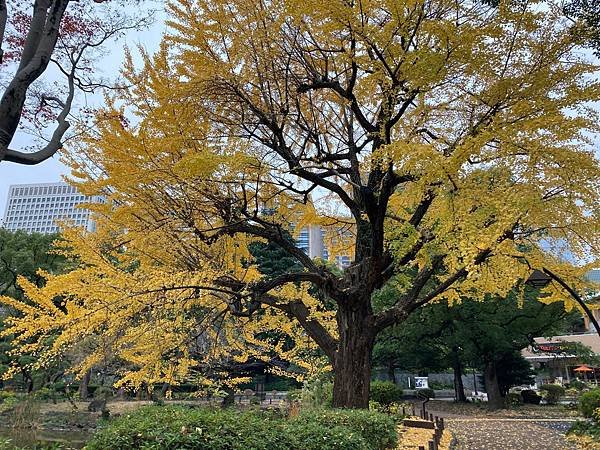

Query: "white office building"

xmin=2 ymin=182 xmax=101 ymax=234
xmin=297 ymin=225 xmax=327 ymax=260
xmin=297 ymin=224 xmax=352 ymax=268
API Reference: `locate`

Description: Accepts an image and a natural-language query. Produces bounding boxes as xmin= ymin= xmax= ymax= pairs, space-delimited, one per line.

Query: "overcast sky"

xmin=0 ymin=6 xmax=165 ymax=217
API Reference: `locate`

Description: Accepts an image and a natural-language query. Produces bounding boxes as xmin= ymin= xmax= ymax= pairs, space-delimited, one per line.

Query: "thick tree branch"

xmin=0 ymin=0 xmax=6 ymax=64
xmin=0 ymin=0 xmax=69 ymax=156
xmin=3 ymin=49 xmax=75 ymax=165
xmin=260 ymin=294 xmax=338 ymax=361
xmin=297 ymin=79 xmax=377 ymax=134
xmin=542 ymin=267 xmax=600 ymax=339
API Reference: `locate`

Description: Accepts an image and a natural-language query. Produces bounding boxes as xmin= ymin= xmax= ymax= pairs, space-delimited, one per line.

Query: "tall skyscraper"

xmin=1 ymin=182 xmax=101 ymax=234
xmin=297 ymin=224 xmax=352 ymax=268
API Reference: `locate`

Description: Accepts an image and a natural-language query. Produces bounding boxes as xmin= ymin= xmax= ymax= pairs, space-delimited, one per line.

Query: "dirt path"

xmin=445 ymin=418 xmax=578 ymax=450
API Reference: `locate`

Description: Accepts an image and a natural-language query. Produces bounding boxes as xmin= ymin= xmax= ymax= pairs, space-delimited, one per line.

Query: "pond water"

xmin=0 ymin=427 xmax=90 ymax=449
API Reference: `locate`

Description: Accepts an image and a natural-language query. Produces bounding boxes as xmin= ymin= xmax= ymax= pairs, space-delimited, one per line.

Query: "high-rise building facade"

xmin=297 ymin=224 xmax=352 ymax=268
xmin=297 ymin=225 xmax=328 ymax=260
xmin=1 ymin=182 xmax=101 ymax=234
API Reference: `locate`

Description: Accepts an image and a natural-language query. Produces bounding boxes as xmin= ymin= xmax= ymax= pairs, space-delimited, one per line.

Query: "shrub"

xmin=568 ymin=408 xmax=600 ymax=441
xmin=298 ymin=378 xmax=333 ymax=409
xmin=0 ymin=392 xmax=19 ymax=414
xmin=416 ymin=388 xmax=435 ymax=399
xmin=32 ymin=387 xmax=64 ymax=403
xmin=0 ymin=391 xmax=17 ymax=402
xmin=87 ymin=406 xmax=293 ymax=450
xmin=86 ymin=405 xmax=397 ymax=450
xmin=285 ymin=421 xmax=369 ymax=450
xmin=579 ymin=389 xmax=600 ymax=418
xmin=539 ymin=384 xmax=566 ymax=405
xmin=370 ymin=381 xmax=403 ymax=406
xmin=568 ymin=380 xmax=587 ymax=391
xmin=520 ymin=389 xmax=541 ymax=405
xmin=505 ymin=392 xmax=523 ymax=406
xmin=294 ymin=408 xmax=397 ymax=450
xmin=264 ymin=378 xmax=301 ymax=392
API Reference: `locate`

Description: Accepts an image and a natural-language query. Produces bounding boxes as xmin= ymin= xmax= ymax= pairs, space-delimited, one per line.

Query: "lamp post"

xmin=526 ymin=268 xmax=600 ymax=339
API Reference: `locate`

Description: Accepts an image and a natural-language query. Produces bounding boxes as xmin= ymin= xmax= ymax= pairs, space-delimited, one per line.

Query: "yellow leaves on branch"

xmin=2 ymin=0 xmax=600 ymax=389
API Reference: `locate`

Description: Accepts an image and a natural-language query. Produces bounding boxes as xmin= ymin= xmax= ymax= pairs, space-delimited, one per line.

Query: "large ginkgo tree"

xmin=3 ymin=0 xmax=600 ymax=408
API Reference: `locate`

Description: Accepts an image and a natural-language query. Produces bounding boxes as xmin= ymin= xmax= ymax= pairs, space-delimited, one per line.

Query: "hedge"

xmin=579 ymin=389 xmax=600 ymax=418
xmin=539 ymin=384 xmax=565 ymax=405
xmin=86 ymin=405 xmax=398 ymax=450
xmin=370 ymin=381 xmax=403 ymax=406
xmin=293 ymin=408 xmax=397 ymax=450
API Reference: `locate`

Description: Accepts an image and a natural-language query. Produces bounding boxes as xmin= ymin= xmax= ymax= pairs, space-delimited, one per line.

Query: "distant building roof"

xmin=522 ymin=333 xmax=600 ymax=361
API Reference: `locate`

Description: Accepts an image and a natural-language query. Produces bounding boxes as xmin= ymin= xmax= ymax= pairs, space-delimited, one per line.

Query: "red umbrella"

xmin=574 ymin=365 xmax=594 ymax=372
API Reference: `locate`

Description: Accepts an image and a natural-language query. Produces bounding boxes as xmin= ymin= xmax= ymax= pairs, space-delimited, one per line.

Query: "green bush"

xmin=568 ymin=380 xmax=587 ymax=391
xmin=429 ymin=381 xmax=453 ymax=390
xmin=539 ymin=384 xmax=566 ymax=405
xmin=505 ymin=392 xmax=523 ymax=406
xmin=579 ymin=389 xmax=600 ymax=418
xmin=285 ymin=421 xmax=369 ymax=450
xmin=0 ymin=390 xmax=17 ymax=402
xmin=370 ymin=381 xmax=403 ymax=406
xmin=298 ymin=378 xmax=333 ymax=409
xmin=264 ymin=378 xmax=302 ymax=391
xmin=0 ymin=392 xmax=19 ymax=414
xmin=294 ymin=408 xmax=397 ymax=450
xmin=568 ymin=408 xmax=600 ymax=441
xmin=416 ymin=388 xmax=435 ymax=399
xmin=520 ymin=389 xmax=541 ymax=405
xmin=86 ymin=405 xmax=397 ymax=450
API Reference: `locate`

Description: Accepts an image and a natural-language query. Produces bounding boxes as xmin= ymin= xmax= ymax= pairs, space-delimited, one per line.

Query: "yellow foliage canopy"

xmin=2 ymin=0 xmax=599 ymax=393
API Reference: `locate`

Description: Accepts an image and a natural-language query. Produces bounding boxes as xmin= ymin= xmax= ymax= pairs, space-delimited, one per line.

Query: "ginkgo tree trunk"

xmin=2 ymin=0 xmax=600 ymax=409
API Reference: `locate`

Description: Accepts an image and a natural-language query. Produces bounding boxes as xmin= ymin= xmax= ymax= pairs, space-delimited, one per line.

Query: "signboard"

xmin=414 ymin=377 xmax=429 ymax=389
xmin=533 ymin=342 xmax=575 ymax=354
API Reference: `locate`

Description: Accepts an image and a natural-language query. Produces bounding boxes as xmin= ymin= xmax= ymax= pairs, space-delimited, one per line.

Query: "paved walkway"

xmin=446 ymin=418 xmax=578 ymax=450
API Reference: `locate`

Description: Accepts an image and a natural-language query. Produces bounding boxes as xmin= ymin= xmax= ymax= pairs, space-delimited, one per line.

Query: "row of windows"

xmin=9 ymin=195 xmax=86 ymax=203
xmin=6 ymin=217 xmax=88 ymax=225
xmin=5 ymin=225 xmax=60 ymax=233
xmin=8 ymin=201 xmax=82 ymax=209
xmin=10 ymin=184 xmax=78 ymax=197
xmin=6 ymin=209 xmax=88 ymax=216
xmin=7 ymin=207 xmax=86 ymax=213
xmin=5 ymin=215 xmax=89 ymax=224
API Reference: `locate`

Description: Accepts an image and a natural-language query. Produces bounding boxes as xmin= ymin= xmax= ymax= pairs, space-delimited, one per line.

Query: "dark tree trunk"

xmin=332 ymin=302 xmax=375 ymax=409
xmin=79 ymin=369 xmax=91 ymax=400
xmin=484 ymin=361 xmax=504 ymax=410
xmin=222 ymin=385 xmax=235 ymax=407
xmin=452 ymin=349 xmax=467 ymax=402
xmin=387 ymin=362 xmax=397 ymax=384
xmin=25 ymin=373 xmax=34 ymax=394
xmin=160 ymin=382 xmax=170 ymax=397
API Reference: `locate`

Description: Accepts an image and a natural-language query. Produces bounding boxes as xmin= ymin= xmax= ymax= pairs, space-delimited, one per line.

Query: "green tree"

xmin=0 ymin=229 xmax=66 ymax=299
xmin=563 ymin=0 xmax=600 ymax=54
xmin=374 ymin=289 xmax=576 ymax=409
xmin=248 ymin=231 xmax=304 ymax=278
xmin=0 ymin=230 xmax=67 ymax=391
